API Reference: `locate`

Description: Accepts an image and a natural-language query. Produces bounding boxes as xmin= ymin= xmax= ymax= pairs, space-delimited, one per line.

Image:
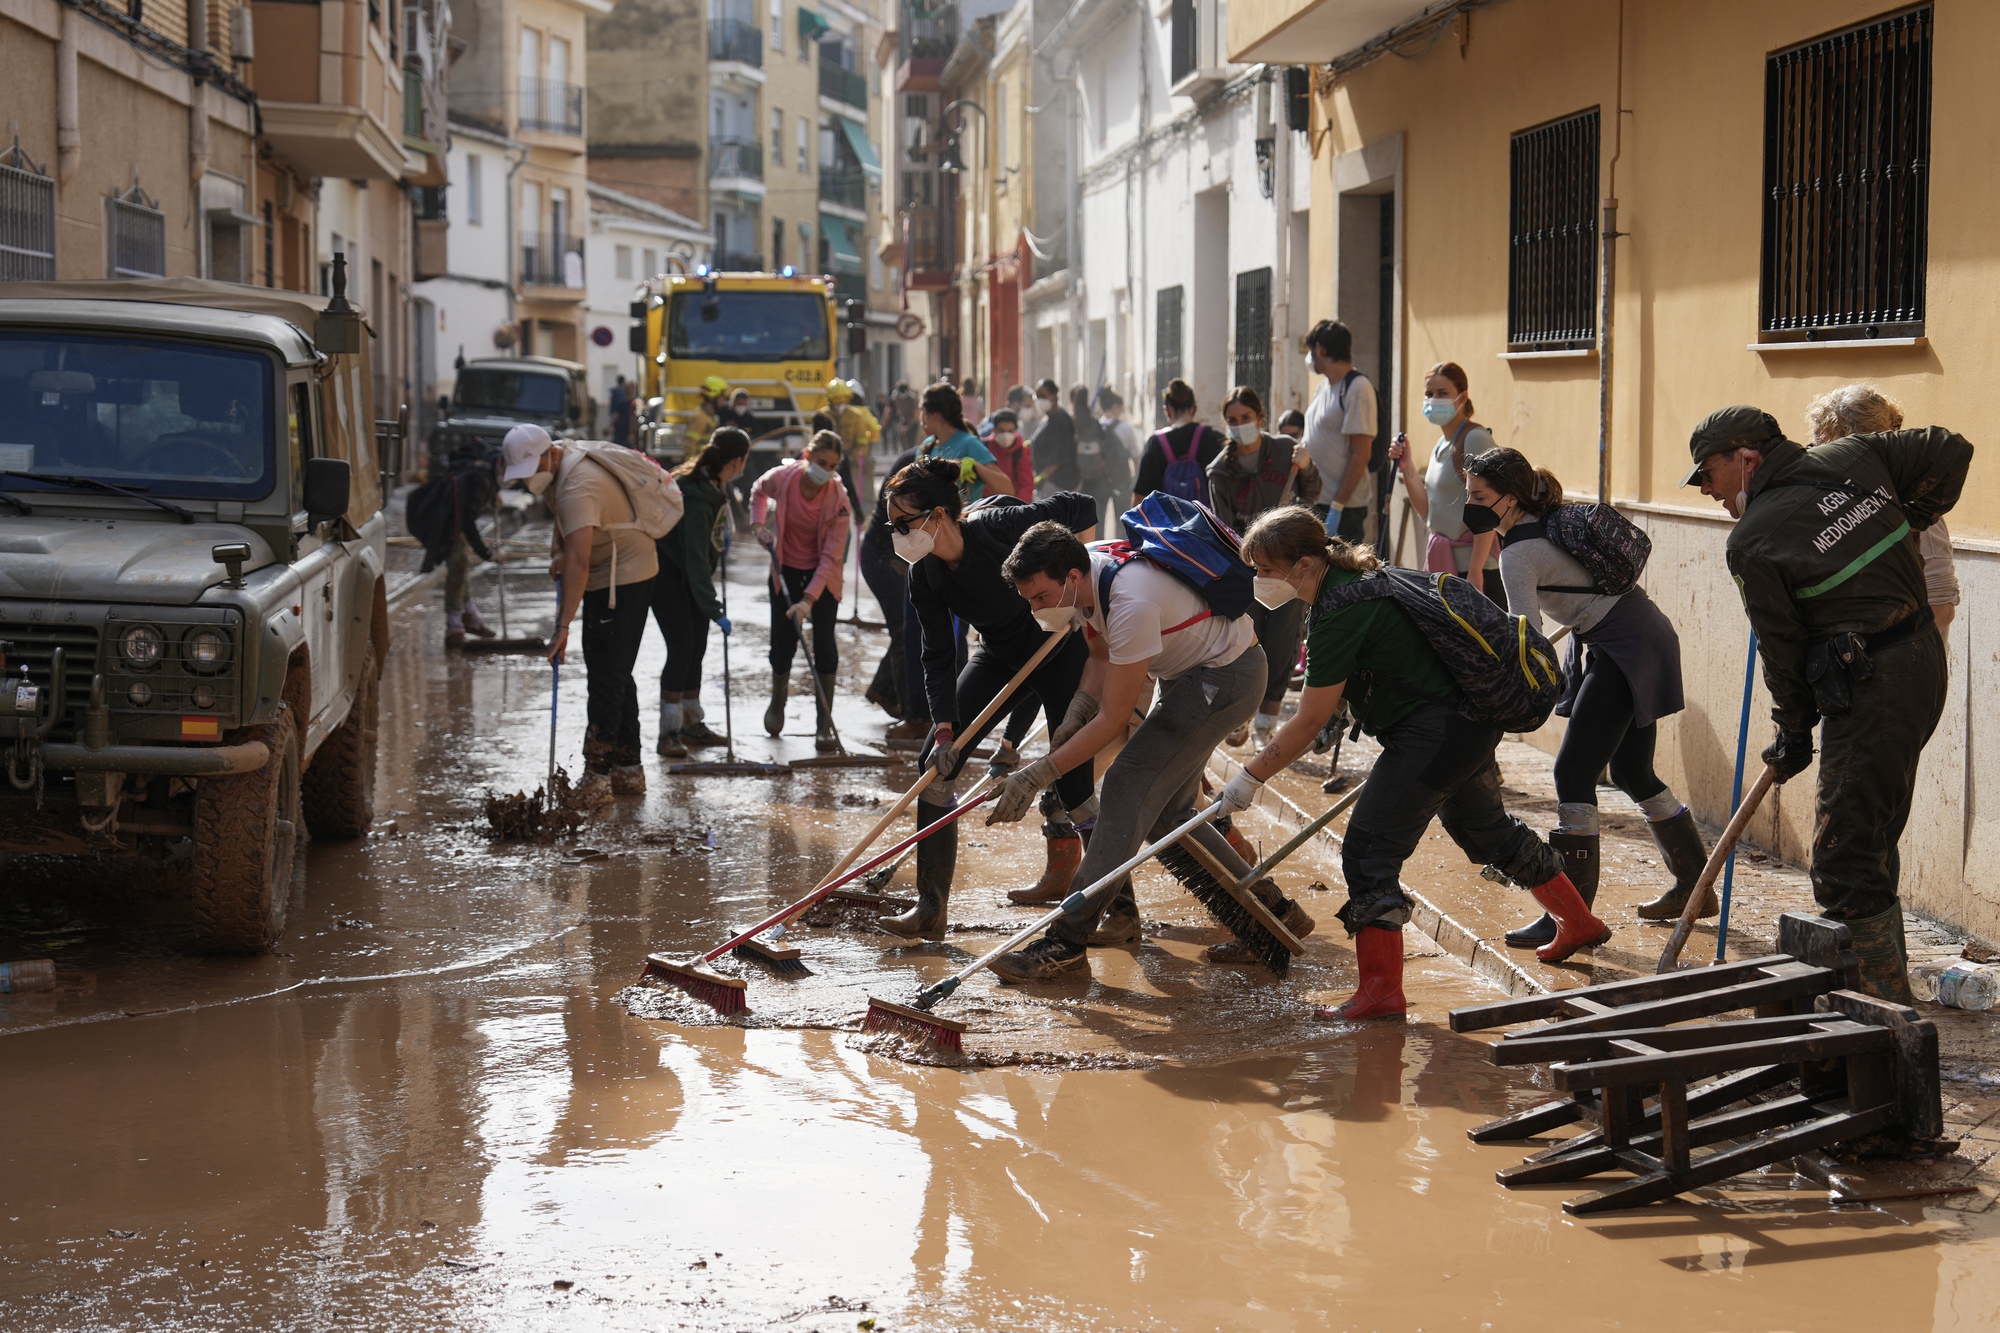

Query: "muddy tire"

xmin=302 ymin=643 xmax=379 ymax=839
xmin=192 ymin=704 xmax=303 ymax=954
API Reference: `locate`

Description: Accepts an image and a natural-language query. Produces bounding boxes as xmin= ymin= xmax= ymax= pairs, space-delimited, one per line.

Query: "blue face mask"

xmin=805 ymin=461 xmax=835 ymax=485
xmin=1422 ymin=396 xmax=1458 ymax=427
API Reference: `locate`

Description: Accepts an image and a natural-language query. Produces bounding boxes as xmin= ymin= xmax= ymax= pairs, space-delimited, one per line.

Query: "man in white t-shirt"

xmin=979 ymin=522 xmax=1315 ymax=981
xmin=1302 ymin=319 xmax=1380 ymax=547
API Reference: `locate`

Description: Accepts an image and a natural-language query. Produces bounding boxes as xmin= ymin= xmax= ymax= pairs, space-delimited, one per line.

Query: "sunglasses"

xmin=887 ymin=508 xmax=934 ymax=537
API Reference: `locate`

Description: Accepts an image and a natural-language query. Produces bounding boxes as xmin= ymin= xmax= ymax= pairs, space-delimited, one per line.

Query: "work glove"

xmin=787 ymin=600 xmax=812 ymax=627
xmin=1219 ymin=769 xmax=1264 ymax=815
xmin=1051 ymin=690 xmax=1101 ymax=748
xmin=987 ymin=755 xmax=1059 ymax=825
xmin=1291 ymin=438 xmax=1314 ymax=471
xmin=986 ymin=739 xmax=1021 ymax=779
xmin=714 ymin=615 xmax=733 ymax=636
xmin=1762 ymin=729 xmax=1815 ymax=784
xmin=927 ymin=725 xmax=958 ymax=777
xmin=754 ymin=523 xmax=775 ymax=550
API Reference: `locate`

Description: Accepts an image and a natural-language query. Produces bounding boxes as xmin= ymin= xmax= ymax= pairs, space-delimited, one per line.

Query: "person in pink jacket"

xmin=751 ymin=430 xmax=854 ymax=751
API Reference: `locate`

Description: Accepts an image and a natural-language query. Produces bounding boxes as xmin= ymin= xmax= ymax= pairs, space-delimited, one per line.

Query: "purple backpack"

xmin=1153 ymin=425 xmax=1210 ymax=504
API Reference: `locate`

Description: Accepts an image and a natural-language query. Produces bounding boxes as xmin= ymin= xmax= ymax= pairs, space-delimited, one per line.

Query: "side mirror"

xmin=303 ymin=457 xmax=351 ymax=524
xmin=212 ymin=542 xmax=252 ymax=588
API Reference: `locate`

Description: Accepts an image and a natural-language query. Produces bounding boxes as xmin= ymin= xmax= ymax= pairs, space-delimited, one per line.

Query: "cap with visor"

xmin=501 ymin=424 xmax=554 ymax=481
xmin=1682 ymin=405 xmax=1784 ymax=486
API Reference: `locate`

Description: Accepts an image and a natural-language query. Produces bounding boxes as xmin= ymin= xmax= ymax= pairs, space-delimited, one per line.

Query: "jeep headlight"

xmin=185 ymin=628 xmax=229 ymax=671
xmin=121 ymin=624 xmax=165 ymax=670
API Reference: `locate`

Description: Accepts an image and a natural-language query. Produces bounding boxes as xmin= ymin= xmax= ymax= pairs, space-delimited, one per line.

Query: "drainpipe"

xmin=1597 ymin=0 xmax=1625 ymax=506
xmin=57 ymin=9 xmax=80 ymax=181
xmin=1269 ymin=68 xmax=1290 ymax=410
xmin=189 ymin=0 xmax=211 ymax=185
xmin=504 ymin=141 xmax=529 ymax=335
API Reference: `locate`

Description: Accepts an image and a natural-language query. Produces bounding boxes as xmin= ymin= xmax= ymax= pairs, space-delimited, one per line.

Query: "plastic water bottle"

xmin=1911 ymin=960 xmax=2000 ymax=1010
xmin=0 ymin=959 xmax=56 ymax=993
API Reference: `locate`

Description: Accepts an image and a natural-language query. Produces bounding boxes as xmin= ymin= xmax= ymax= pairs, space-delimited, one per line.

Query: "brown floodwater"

xmin=4 ymin=554 xmax=1998 ymax=1331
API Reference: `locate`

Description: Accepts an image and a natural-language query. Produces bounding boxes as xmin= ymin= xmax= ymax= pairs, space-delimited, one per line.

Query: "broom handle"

xmin=1656 ymin=763 xmax=1776 ymax=973
xmin=805 ymin=623 xmax=1073 ymax=893
xmin=920 ymin=801 xmax=1227 ymax=1004
xmin=702 ymin=790 xmax=1000 ymax=962
xmin=1236 ymin=780 xmax=1367 ymax=885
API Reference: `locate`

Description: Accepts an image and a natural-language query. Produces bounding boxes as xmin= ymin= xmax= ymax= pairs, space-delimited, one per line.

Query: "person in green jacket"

xmin=654 ymin=427 xmax=749 ymax=756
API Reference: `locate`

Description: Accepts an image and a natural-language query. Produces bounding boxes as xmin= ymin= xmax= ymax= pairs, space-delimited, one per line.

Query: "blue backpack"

xmin=1096 ymin=491 xmax=1256 ymax=621
xmin=1153 ymin=424 xmax=1211 ymax=504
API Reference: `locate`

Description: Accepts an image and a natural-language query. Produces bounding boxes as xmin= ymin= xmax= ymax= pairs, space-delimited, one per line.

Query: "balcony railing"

xmin=715 ymin=249 xmax=764 ymax=271
xmin=903 ymin=206 xmax=950 ymax=278
xmin=520 ymin=233 xmax=585 ymax=287
xmin=710 ymin=138 xmax=764 ymax=181
xmin=518 ymin=79 xmax=584 ymax=135
xmin=710 ymin=18 xmax=763 ymax=66
xmin=819 ymin=57 xmax=868 ymax=109
xmin=819 ymin=167 xmax=866 ymax=210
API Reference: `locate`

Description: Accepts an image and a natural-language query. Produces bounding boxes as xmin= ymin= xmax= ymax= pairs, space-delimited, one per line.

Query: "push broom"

xmin=669 ymin=529 xmax=789 ymax=777
xmin=464 ymin=495 xmax=549 ymax=655
xmin=861 ymin=800 xmax=1232 ymax=1055
xmin=788 ymin=630 xmax=900 ymax=769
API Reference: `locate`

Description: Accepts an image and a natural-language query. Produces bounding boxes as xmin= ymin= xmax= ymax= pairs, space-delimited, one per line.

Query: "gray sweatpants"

xmin=1050 ymin=646 xmax=1267 ymax=948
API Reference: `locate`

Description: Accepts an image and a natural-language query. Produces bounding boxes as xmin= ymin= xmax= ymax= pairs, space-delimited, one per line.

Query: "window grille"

xmin=107 ymin=185 xmax=166 ymax=279
xmin=1154 ymin=285 xmax=1183 ymax=397
xmin=1233 ymin=268 xmax=1271 ymax=410
xmin=1760 ymin=6 xmax=1932 ymax=341
xmin=1507 ymin=108 xmax=1599 ymax=350
xmin=1169 ymin=0 xmax=1198 ymax=85
xmin=0 ymin=143 xmax=56 ymax=281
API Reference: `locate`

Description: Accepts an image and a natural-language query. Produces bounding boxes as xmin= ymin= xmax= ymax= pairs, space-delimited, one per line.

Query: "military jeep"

xmin=0 ymin=269 xmax=394 ymax=952
xmin=426 ymin=354 xmax=592 ymax=471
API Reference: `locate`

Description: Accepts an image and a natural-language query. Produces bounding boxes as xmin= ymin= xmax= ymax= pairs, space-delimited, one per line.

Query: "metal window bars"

xmin=1233 ymin=268 xmax=1272 ymax=411
xmin=517 ymin=79 xmax=585 ymax=136
xmin=1507 ymin=108 xmax=1599 ymax=350
xmin=1155 ymin=285 xmax=1184 ymax=391
xmin=106 ymin=184 xmax=166 ymax=279
xmin=1760 ymin=6 xmax=1932 ymax=341
xmin=0 ymin=142 xmax=56 ymax=281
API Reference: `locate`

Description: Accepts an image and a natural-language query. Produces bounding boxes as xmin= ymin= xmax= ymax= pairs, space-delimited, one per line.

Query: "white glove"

xmin=987 ymin=755 xmax=1059 ymax=825
xmin=787 ymin=600 xmax=812 ymax=626
xmin=1291 ymin=438 xmax=1314 ymax=471
xmin=1051 ymin=690 xmax=1101 ymax=748
xmin=1220 ymin=769 xmax=1264 ymax=814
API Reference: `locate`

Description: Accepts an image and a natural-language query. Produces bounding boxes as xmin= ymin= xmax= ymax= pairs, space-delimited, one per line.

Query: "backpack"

xmin=1097 ymin=491 xmax=1255 ymax=621
xmin=1153 ymin=424 xmax=1211 ymax=504
xmin=560 ymin=440 xmax=685 ymax=603
xmin=1314 ymin=566 xmax=1564 ymax=733
xmin=1526 ymin=503 xmax=1651 ymax=595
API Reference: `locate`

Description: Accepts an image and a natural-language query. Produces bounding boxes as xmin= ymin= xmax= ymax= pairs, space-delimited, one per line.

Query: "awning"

xmin=835 ymin=116 xmax=881 ymax=177
xmin=818 ymin=213 xmax=863 ymax=269
xmin=797 ymin=7 xmax=830 ymax=42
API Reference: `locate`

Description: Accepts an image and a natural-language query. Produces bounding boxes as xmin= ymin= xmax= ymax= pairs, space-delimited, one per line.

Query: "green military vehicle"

xmin=0 ymin=268 xmax=395 ymax=952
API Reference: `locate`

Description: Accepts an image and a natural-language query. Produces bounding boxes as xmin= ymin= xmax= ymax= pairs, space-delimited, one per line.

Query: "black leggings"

xmin=768 ymin=565 xmax=838 ymax=674
xmin=1552 ymin=649 xmax=1667 ymax=807
xmin=651 ymin=567 xmax=710 ymax=694
xmin=919 ymin=635 xmax=1094 ymax=813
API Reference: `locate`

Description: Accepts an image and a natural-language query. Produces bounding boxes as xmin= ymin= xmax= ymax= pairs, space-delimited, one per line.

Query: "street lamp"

xmin=936 ymin=98 xmax=986 ymax=176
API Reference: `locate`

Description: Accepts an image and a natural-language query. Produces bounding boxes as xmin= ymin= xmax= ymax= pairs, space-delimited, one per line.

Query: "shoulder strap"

xmin=1337 ymin=367 xmax=1361 ymax=410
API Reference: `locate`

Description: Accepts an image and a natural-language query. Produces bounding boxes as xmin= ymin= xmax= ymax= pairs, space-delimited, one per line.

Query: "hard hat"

xmin=826 ymin=380 xmax=853 ymax=403
xmin=847 ymin=379 xmax=866 ymax=398
xmin=701 ymin=374 xmax=729 ymax=397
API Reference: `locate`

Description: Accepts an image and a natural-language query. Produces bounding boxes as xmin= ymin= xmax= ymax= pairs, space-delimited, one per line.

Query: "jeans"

xmin=444 ymin=532 xmax=473 ymax=612
xmin=1050 ymin=647 xmax=1267 ymax=948
xmin=580 ymin=577 xmax=655 ymax=772
xmin=918 ymin=633 xmax=1094 ymax=814
xmin=1337 ymin=702 xmax=1563 ymax=934
xmin=650 ymin=568 xmax=710 ymax=695
xmin=768 ymin=565 xmax=838 ymax=675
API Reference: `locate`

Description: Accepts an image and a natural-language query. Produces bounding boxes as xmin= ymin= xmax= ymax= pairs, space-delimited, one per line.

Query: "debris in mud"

xmin=483 ymin=768 xmax=589 ymax=841
xmin=837 ymin=793 xmax=884 ymax=809
xmin=552 ymin=1279 xmax=574 ymax=1291
xmin=798 ymin=892 xmax=913 ymax=929
xmin=333 ymin=918 xmax=371 ymax=930
xmin=637 ymin=830 xmax=714 ymax=855
xmin=107 ymin=1229 xmax=138 ymax=1239
xmin=1305 ymin=880 xmax=1331 ymax=893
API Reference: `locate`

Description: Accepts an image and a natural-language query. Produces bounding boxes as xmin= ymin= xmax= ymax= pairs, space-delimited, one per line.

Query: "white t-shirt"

xmin=1304 ymin=370 xmax=1379 ymax=501
xmin=1084 ymin=551 xmax=1256 ymax=682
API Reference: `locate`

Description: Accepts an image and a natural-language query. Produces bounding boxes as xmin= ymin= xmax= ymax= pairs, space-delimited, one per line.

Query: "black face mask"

xmin=1461 ymin=502 xmax=1503 ymax=535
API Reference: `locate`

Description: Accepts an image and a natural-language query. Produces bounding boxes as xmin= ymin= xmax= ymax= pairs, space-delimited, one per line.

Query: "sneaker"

xmin=679 ymin=721 xmax=726 ymax=747
xmin=570 ymin=771 xmax=615 ymax=811
xmin=988 ymin=936 xmax=1090 ymax=984
xmin=656 ymin=730 xmax=688 ymax=758
xmin=610 ymin=764 xmax=647 ymax=795
xmin=1252 ymin=712 xmax=1279 ymax=747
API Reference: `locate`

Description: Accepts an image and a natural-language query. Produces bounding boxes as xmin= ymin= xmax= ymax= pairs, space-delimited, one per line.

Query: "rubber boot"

xmin=814 ymin=673 xmax=839 ymax=753
xmin=1008 ymin=798 xmax=1084 ymax=905
xmin=1635 ymin=809 xmax=1716 ymax=922
xmin=1844 ymin=905 xmax=1916 ymax=1005
xmin=1529 ymin=871 xmax=1612 ymax=964
xmin=461 ymin=602 xmax=496 ymax=639
xmin=1317 ymin=925 xmax=1407 ymax=1021
xmin=764 ymin=672 xmax=788 ymax=737
xmin=1086 ymin=879 xmax=1141 ymax=945
xmin=1506 ymin=833 xmax=1598 ymax=948
xmin=878 ymin=800 xmax=954 ymax=941
xmin=445 ymin=608 xmax=466 ymax=650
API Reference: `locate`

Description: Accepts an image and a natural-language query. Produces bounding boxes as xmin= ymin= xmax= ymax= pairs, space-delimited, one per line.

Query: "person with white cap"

xmin=502 ymin=423 xmax=660 ymax=801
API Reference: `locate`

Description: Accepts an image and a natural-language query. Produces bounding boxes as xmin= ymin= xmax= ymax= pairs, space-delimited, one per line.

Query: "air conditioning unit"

xmin=1169 ymin=0 xmax=1228 ymax=99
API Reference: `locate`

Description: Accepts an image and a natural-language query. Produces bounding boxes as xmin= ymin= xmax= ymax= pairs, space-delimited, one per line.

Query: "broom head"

xmin=732 ymin=932 xmax=813 ymax=977
xmin=640 ymin=954 xmax=748 ymax=1015
xmin=462 ymin=636 xmax=550 ymax=655
xmin=862 ymin=996 xmax=966 ymax=1055
xmin=1154 ymin=843 xmax=1295 ymax=978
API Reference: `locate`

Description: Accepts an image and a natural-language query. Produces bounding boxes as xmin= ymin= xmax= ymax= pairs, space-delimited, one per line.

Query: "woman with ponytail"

xmin=652 ymin=427 xmax=749 ymax=755
xmin=1221 ymin=507 xmax=1609 ymax=1018
xmin=1387 ymin=361 xmax=1503 ymax=602
xmin=918 ymin=381 xmax=1014 ymax=500
xmin=1463 ymin=447 xmax=1704 ymax=943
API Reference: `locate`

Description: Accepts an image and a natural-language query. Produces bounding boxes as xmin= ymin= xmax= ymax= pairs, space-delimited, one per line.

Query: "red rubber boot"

xmin=1531 ymin=871 xmax=1612 ymax=964
xmin=1316 ymin=925 xmax=1407 ymax=1021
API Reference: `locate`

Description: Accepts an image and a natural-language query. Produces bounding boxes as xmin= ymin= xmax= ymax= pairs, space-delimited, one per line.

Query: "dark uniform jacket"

xmin=1727 ymin=429 xmax=1971 ymax=733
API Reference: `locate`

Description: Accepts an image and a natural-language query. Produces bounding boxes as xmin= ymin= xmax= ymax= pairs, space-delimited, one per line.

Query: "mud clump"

xmin=483 ymin=768 xmax=589 ymax=841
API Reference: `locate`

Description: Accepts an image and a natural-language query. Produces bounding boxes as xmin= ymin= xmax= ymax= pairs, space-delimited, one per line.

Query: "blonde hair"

xmin=1805 ymin=383 xmax=1904 ymax=444
xmin=1240 ymin=506 xmax=1383 ymax=575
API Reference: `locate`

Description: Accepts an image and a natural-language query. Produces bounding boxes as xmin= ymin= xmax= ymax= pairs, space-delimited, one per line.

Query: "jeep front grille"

xmin=0 ymin=622 xmax=98 ymax=742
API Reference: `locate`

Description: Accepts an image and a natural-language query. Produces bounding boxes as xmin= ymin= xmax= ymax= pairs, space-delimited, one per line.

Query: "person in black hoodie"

xmin=1030 ymin=378 xmax=1077 ymax=497
xmin=406 ymin=443 xmax=499 ymax=650
xmin=1133 ymin=378 xmax=1225 ymax=506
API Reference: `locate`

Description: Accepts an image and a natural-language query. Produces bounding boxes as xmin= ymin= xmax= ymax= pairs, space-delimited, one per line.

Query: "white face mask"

xmin=1230 ymin=422 xmax=1261 ymax=448
xmin=524 ymin=470 xmax=552 ymax=496
xmin=993 ymin=430 xmax=1017 ymax=449
xmin=1032 ymin=576 xmax=1078 ymax=632
xmin=1253 ymin=574 xmax=1300 ymax=609
xmin=892 ymin=513 xmax=935 ymax=565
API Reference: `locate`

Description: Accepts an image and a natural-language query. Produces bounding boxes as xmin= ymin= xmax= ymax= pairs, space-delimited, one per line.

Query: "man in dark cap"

xmin=1685 ymin=404 xmax=1972 ymax=1001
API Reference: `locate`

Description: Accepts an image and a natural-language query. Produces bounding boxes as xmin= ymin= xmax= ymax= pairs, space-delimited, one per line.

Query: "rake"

xmin=861 ymin=800 xmax=1230 ymax=1055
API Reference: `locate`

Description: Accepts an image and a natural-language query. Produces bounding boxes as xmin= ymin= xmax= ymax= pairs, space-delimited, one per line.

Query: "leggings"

xmin=768 ymin=565 xmax=838 ymax=675
xmin=918 ymin=633 xmax=1094 ymax=814
xmin=1551 ymin=649 xmax=1667 ymax=807
xmin=651 ymin=566 xmax=710 ymax=694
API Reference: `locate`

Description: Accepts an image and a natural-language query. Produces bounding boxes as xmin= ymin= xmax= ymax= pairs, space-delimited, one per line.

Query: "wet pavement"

xmin=6 ymin=549 xmax=2000 ymax=1330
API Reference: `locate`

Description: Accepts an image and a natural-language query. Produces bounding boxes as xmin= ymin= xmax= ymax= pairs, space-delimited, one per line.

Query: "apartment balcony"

xmin=1228 ymin=0 xmax=1430 ymax=64
xmin=710 ymin=18 xmax=763 ymax=67
xmin=518 ymin=79 xmax=585 ymax=136
xmin=819 ymin=57 xmax=868 ymax=111
xmin=818 ymin=167 xmax=866 ymax=213
xmin=520 ymin=233 xmax=585 ymax=289
xmin=902 ymin=206 xmax=950 ymax=290
xmin=709 ymin=139 xmax=766 ymax=199
xmin=715 ymin=249 xmax=765 ymax=272
xmin=895 ymin=2 xmax=955 ymax=92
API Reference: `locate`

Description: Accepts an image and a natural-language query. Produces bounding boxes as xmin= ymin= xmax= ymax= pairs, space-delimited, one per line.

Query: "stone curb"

xmin=1204 ymin=750 xmax=1550 ymax=1000
xmin=386 ymin=564 xmax=445 ymax=610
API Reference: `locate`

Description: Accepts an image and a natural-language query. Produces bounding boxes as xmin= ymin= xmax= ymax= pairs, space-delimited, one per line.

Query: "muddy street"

xmin=3 ymin=552 xmax=1999 ymax=1332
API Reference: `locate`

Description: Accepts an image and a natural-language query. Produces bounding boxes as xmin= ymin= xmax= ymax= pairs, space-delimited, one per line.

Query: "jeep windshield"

xmin=0 ymin=331 xmax=274 ymax=501
xmin=667 ymin=291 xmax=830 ymax=361
xmin=453 ymin=367 xmax=569 ymax=417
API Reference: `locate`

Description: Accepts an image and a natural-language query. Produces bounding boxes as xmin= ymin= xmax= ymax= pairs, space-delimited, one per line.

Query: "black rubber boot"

xmin=1844 ymin=905 xmax=1916 ymax=1005
xmin=1636 ymin=808 xmax=1716 ymax=921
xmin=878 ymin=799 xmax=954 ymax=941
xmin=814 ymin=673 xmax=839 ymax=753
xmin=1506 ymin=832 xmax=1598 ymax=948
xmin=763 ymin=673 xmax=788 ymax=737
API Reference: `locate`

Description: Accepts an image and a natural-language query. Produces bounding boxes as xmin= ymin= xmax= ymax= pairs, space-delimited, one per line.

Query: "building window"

xmin=771 ymin=108 xmax=784 ymax=159
xmin=106 ymin=184 xmax=166 ymax=278
xmin=519 ymin=27 xmax=541 ymax=126
xmin=1507 ymin=107 xmax=1599 ymax=350
xmin=769 ymin=0 xmax=783 ymax=53
xmin=1170 ymin=0 xmax=1198 ymax=85
xmin=797 ymin=115 xmax=809 ymax=172
xmin=642 ymin=246 xmax=657 ymax=277
xmin=0 ymin=143 xmax=57 ymax=281
xmin=465 ymin=152 xmax=483 ymax=225
xmin=615 ymin=244 xmax=633 ymax=280
xmin=772 ymin=216 xmax=784 ymax=267
xmin=1155 ymin=285 xmax=1183 ymax=392
xmin=1761 ymin=6 xmax=1932 ymax=341
xmin=1233 ymin=267 xmax=1272 ymax=409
